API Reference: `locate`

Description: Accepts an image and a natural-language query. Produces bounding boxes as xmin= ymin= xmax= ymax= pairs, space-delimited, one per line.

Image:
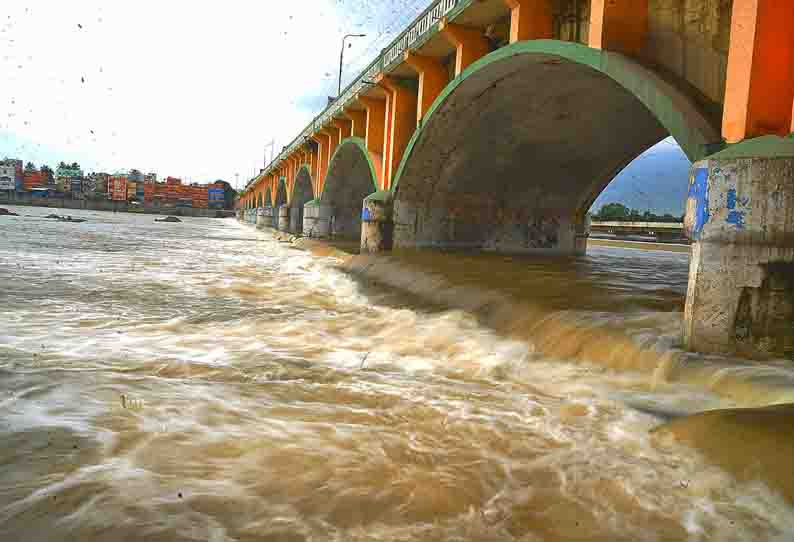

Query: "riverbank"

xmin=0 ymin=193 xmax=234 ymax=218
xmin=588 ymin=237 xmax=691 ymax=253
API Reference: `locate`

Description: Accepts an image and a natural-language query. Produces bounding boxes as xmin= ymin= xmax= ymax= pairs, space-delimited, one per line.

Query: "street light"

xmin=338 ymin=34 xmax=366 ymax=96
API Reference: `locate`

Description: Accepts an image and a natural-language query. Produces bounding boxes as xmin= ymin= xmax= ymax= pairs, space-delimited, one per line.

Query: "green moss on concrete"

xmin=707 ymin=135 xmax=794 ymax=160
xmin=364 ymin=190 xmax=393 ymax=203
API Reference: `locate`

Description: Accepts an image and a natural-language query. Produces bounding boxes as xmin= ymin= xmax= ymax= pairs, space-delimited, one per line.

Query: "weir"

xmin=238 ymin=0 xmax=794 ymax=358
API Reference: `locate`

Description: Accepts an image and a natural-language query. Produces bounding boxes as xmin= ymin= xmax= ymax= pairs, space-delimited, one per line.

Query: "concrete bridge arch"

xmin=274 ymin=178 xmax=289 ymax=230
xmin=319 ymin=137 xmax=379 ymax=239
xmin=263 ymin=186 xmax=272 ymax=209
xmin=290 ymin=165 xmax=314 ymax=234
xmin=392 ymin=40 xmax=722 ymax=254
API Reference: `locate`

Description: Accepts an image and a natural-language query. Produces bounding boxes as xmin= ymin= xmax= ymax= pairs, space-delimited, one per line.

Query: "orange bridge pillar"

xmin=440 ymin=18 xmax=490 ymax=77
xmin=722 ymin=0 xmax=794 ymax=143
xmin=404 ymin=52 xmax=448 ymax=123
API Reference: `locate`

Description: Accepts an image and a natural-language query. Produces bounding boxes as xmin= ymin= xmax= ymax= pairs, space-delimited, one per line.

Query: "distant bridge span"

xmin=240 ymin=0 xmax=794 ymax=359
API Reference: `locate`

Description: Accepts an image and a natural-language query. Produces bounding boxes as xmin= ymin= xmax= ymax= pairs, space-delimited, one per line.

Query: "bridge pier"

xmin=302 ymin=202 xmax=332 ymax=238
xmin=684 ymin=140 xmax=794 ymax=359
xmin=257 ymin=207 xmax=274 ymax=229
xmin=276 ymin=205 xmax=290 ymax=232
xmin=361 ymin=191 xmax=394 ymax=253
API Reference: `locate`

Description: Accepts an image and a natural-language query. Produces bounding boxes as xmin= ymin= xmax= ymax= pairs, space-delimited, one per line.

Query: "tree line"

xmin=592 ymin=202 xmax=683 ymax=223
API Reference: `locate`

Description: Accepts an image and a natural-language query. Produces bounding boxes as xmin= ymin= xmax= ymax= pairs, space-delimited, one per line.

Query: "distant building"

xmin=23 ymin=171 xmax=48 ymax=191
xmin=0 ymin=164 xmax=16 ymax=191
xmin=144 ymin=172 xmax=157 ymax=184
xmin=85 ymin=172 xmax=109 ymax=198
xmin=108 ymin=176 xmax=127 ymax=201
xmin=55 ymin=164 xmax=83 ymax=193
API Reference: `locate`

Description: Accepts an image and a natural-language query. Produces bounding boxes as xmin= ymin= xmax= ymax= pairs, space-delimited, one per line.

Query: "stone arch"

xmin=320 ymin=137 xmax=379 ymax=239
xmin=263 ymin=186 xmax=272 ymax=208
xmin=274 ymin=178 xmax=287 ymax=207
xmin=289 ymin=165 xmax=314 ymax=234
xmin=392 ymin=40 xmax=722 ymax=254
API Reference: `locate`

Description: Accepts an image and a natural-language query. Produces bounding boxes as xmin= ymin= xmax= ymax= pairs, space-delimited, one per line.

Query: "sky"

xmin=591 ymin=137 xmax=691 ymax=216
xmin=1 ymin=0 xmax=690 ymax=206
xmin=1 ymin=0 xmax=431 ymax=188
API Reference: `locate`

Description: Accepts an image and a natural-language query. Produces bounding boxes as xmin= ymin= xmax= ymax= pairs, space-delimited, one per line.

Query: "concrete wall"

xmin=303 ymin=204 xmax=332 ymax=238
xmin=646 ymin=0 xmax=732 ymax=110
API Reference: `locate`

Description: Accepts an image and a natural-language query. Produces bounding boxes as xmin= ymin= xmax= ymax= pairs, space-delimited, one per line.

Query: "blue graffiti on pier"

xmin=687 ymin=168 xmax=710 ymax=240
xmin=725 ymin=188 xmax=748 ymax=229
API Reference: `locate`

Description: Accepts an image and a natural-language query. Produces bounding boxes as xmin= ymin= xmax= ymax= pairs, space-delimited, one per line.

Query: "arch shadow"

xmin=321 ymin=137 xmax=379 ymax=239
xmin=392 ymin=40 xmax=722 ymax=254
xmin=290 ymin=165 xmax=314 ymax=234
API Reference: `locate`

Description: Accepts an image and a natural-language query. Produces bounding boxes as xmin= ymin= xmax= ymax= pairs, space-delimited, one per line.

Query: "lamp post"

xmin=338 ymin=34 xmax=366 ymax=96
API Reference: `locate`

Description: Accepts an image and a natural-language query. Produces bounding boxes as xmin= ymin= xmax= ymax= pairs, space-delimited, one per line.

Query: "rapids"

xmin=1 ymin=205 xmax=793 ymax=541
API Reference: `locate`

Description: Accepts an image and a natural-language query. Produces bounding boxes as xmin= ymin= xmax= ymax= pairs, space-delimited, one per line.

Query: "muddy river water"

xmin=1 ymin=205 xmax=794 ymax=541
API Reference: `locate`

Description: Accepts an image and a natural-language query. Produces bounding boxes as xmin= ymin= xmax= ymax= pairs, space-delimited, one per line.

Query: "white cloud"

xmin=0 ymin=0 xmax=384 ymax=187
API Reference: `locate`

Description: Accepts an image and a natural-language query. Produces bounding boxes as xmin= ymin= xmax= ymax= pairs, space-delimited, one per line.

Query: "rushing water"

xmin=1 ymin=205 xmax=794 ymax=541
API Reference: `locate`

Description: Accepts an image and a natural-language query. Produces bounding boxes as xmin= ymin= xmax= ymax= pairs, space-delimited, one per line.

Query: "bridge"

xmin=238 ymin=0 xmax=794 ymax=360
xmin=589 ymin=221 xmax=686 ymax=242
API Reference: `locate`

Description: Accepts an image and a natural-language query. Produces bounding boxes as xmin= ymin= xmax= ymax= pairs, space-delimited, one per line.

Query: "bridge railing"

xmin=245 ymin=0 xmax=465 ymax=192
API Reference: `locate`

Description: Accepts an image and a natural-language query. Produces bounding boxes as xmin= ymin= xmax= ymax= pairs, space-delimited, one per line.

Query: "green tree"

xmin=24 ymin=162 xmax=37 ymax=173
xmin=596 ymin=202 xmax=630 ymax=221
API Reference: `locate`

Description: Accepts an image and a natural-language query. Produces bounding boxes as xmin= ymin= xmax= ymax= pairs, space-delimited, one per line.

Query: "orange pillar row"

xmin=358 ymin=96 xmax=386 ymax=157
xmin=439 ymin=17 xmax=490 ymax=77
xmin=310 ymin=146 xmax=319 ymax=192
xmin=404 ymin=52 xmax=448 ymax=123
xmin=292 ymin=156 xmax=298 ymax=191
xmin=588 ymin=0 xmax=648 ymax=58
xmin=334 ymin=118 xmax=352 ymax=141
xmin=320 ymin=130 xmax=337 ymax=195
xmin=723 ymin=0 xmax=794 ymax=143
xmin=503 ymin=0 xmax=552 ymax=43
xmin=324 ymin=128 xmax=338 ymax=169
xmin=378 ymin=75 xmax=418 ymax=189
xmin=346 ymin=109 xmax=367 ymax=138
xmin=314 ymin=134 xmax=329 ymax=195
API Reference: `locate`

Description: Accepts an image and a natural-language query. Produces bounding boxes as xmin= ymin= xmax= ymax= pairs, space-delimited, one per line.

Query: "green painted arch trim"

xmin=364 ymin=190 xmax=393 ymax=203
xmin=320 ymin=137 xmax=379 ymax=203
xmin=304 ymin=198 xmax=321 ymax=207
xmin=392 ymin=39 xmax=722 ymax=192
xmin=290 ymin=164 xmax=315 ymax=200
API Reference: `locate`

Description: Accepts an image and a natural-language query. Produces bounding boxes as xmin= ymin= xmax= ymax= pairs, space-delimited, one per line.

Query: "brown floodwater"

xmin=1 ymin=205 xmax=794 ymax=541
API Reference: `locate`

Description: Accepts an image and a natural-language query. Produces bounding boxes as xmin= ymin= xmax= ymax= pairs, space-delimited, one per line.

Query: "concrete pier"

xmin=303 ymin=202 xmax=332 ymax=238
xmin=361 ymin=192 xmax=393 ymax=253
xmin=261 ymin=207 xmax=275 ymax=228
xmin=277 ymin=205 xmax=290 ymax=232
xmin=684 ymin=139 xmax=794 ymax=358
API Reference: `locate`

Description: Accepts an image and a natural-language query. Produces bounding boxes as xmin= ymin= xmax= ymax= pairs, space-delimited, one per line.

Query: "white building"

xmin=0 ymin=164 xmax=16 ymax=191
